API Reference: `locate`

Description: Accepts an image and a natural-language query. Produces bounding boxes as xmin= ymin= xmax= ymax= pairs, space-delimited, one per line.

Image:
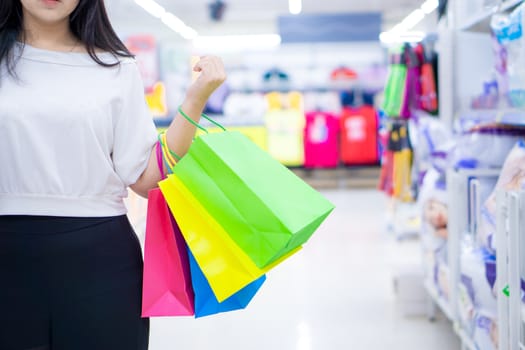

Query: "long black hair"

xmin=0 ymin=0 xmax=134 ymax=76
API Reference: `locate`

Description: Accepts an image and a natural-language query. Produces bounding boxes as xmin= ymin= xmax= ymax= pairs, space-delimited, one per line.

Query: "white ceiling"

xmin=106 ymin=0 xmax=433 ymax=39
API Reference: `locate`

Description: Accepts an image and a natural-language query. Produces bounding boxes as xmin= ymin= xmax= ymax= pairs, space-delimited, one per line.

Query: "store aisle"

xmin=148 ymin=189 xmax=460 ymax=350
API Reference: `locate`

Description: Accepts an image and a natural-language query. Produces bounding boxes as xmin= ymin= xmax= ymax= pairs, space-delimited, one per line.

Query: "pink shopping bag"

xmin=141 ymin=188 xmax=195 ymax=317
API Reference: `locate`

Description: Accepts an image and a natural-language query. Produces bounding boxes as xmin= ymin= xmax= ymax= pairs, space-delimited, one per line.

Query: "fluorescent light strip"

xmin=193 ymin=34 xmax=282 ymax=50
xmin=380 ymin=0 xmax=440 ymax=44
xmin=379 ymin=31 xmax=426 ymax=44
xmin=134 ymin=0 xmax=198 ymax=40
xmin=421 ymin=0 xmax=439 ymax=14
xmin=289 ymin=0 xmax=302 ymax=15
xmin=134 ymin=0 xmax=165 ymax=18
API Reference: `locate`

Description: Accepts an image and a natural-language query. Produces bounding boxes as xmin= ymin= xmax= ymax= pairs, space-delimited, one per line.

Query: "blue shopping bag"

xmin=187 ymin=249 xmax=266 ymax=318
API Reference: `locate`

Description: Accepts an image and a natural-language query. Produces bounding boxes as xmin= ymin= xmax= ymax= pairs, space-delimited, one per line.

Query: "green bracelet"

xmin=158 ymin=133 xmax=181 ymax=161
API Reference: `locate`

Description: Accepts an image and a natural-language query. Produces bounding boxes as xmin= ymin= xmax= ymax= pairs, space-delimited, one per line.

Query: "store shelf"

xmin=460 ymin=0 xmax=523 ymax=32
xmin=154 ymin=116 xmax=265 ymax=129
xmin=453 ymin=323 xmax=478 ymax=350
xmin=458 ymin=108 xmax=525 ymax=126
xmin=424 ymin=280 xmax=455 ymax=322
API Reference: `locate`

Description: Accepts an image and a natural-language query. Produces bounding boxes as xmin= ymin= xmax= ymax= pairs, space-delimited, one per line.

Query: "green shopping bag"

xmin=172 ymin=129 xmax=335 ymax=268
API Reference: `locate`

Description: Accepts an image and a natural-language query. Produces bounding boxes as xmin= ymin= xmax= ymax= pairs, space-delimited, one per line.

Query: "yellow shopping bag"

xmin=159 ymin=175 xmax=301 ymax=302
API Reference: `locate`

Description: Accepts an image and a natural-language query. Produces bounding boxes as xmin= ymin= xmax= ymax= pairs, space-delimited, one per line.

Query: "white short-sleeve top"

xmin=0 ymin=43 xmax=158 ymax=217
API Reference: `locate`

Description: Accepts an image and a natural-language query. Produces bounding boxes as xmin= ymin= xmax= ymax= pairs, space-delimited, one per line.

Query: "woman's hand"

xmin=185 ymin=56 xmax=227 ymax=109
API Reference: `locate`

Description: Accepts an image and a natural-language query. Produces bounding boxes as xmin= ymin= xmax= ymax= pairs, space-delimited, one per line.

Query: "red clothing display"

xmin=339 ymin=106 xmax=379 ymax=165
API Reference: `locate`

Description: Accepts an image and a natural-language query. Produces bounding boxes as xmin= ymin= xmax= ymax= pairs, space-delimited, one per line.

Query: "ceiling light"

xmin=289 ymin=0 xmax=302 ymax=15
xmin=134 ymin=0 xmax=165 ymax=18
xmin=193 ymin=34 xmax=282 ymax=51
xmin=134 ymin=0 xmax=198 ymax=40
xmin=421 ymin=0 xmax=440 ymax=14
xmin=379 ymin=31 xmax=426 ymax=44
xmin=179 ymin=27 xmax=199 ymax=41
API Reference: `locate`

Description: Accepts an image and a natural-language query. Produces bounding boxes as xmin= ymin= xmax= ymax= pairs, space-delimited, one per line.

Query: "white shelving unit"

xmin=460 ymin=0 xmax=524 ymax=32
xmin=496 ymin=190 xmax=525 ymax=350
xmin=458 ymin=109 xmax=525 ymax=126
xmin=439 ymin=0 xmax=525 ymax=127
xmin=449 ymin=169 xmax=501 ymax=350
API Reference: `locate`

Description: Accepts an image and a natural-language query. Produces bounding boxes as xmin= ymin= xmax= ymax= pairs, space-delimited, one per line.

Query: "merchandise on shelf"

xmin=451 ymin=124 xmax=525 ymax=169
xmin=472 ymin=311 xmax=499 ymax=350
xmin=419 ymin=165 xmax=449 ymax=302
xmin=479 ymin=140 xmax=525 ymax=253
xmin=412 ymin=115 xmax=452 ymax=188
xmin=222 ymin=92 xmax=267 ymax=125
xmin=457 ymin=241 xmax=498 ymax=339
xmin=303 ymin=91 xmax=342 ymax=113
xmin=490 ymin=2 xmax=525 ymax=108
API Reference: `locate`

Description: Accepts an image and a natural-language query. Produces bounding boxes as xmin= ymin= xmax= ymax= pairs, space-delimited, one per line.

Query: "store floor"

xmin=146 ymin=189 xmax=460 ymax=350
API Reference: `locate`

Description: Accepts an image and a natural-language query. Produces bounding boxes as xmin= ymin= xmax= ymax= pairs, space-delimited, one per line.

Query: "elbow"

xmin=129 ymin=175 xmax=156 ymax=199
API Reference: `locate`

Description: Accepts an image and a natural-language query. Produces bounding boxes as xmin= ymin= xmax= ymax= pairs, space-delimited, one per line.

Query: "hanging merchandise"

xmin=383 ymin=43 xmax=437 ymax=118
xmin=419 ymin=46 xmax=439 ymax=114
xmin=382 ymin=46 xmax=408 ymax=118
xmin=303 ymin=111 xmax=340 ymax=168
xmin=378 ymin=146 xmax=395 ymax=196
xmin=400 ymin=44 xmax=422 ymax=118
xmin=339 ymin=105 xmax=379 ymax=166
xmin=392 ymin=121 xmax=414 ymax=202
xmin=378 ymin=120 xmax=413 ymax=202
xmin=265 ymin=92 xmax=306 ymax=166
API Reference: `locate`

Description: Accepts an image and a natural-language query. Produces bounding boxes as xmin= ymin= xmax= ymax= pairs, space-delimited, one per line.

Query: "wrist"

xmin=183 ymin=92 xmax=208 ymax=111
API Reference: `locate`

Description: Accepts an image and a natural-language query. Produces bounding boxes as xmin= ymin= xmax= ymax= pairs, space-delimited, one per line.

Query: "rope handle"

xmin=178 ymin=105 xmax=226 ymax=133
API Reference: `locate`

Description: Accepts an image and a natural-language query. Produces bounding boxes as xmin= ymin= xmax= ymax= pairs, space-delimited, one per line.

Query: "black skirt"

xmin=0 ymin=215 xmax=149 ymax=350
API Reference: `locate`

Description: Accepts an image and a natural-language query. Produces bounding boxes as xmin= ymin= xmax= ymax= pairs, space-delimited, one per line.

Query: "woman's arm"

xmin=130 ymin=56 xmax=226 ymax=198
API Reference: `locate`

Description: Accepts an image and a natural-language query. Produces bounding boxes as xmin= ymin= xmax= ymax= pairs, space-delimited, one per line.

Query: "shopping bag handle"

xmin=155 ymin=141 xmax=167 ymax=180
xmin=178 ymin=106 xmax=226 ymax=133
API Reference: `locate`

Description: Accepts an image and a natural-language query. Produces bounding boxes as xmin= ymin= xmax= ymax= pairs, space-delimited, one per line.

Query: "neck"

xmin=22 ymin=15 xmax=77 ymax=50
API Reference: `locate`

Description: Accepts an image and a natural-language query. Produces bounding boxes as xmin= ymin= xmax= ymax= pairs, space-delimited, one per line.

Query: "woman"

xmin=0 ymin=0 xmax=226 ymax=349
